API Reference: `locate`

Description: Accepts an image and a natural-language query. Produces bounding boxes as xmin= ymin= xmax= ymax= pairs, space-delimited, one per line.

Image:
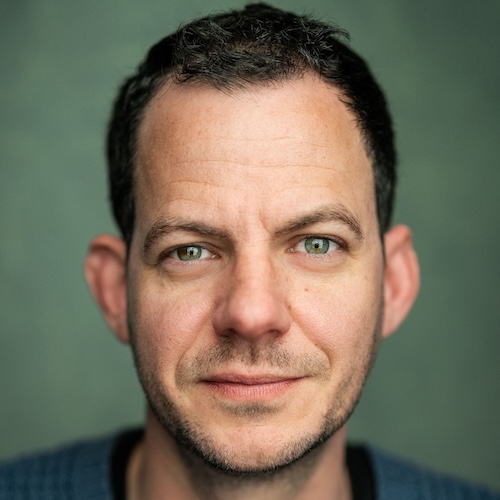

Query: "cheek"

xmin=290 ymin=271 xmax=383 ymax=362
xmin=128 ymin=276 xmax=214 ymax=377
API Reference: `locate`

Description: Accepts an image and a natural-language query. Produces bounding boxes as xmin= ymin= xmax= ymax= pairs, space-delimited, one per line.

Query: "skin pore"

xmin=86 ymin=74 xmax=419 ymax=499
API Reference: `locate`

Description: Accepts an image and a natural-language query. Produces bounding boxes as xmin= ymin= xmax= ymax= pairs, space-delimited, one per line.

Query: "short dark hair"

xmin=107 ymin=3 xmax=396 ymax=246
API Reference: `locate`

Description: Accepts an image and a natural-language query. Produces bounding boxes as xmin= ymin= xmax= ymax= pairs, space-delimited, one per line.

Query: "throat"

xmin=177 ymin=439 xmax=327 ymax=500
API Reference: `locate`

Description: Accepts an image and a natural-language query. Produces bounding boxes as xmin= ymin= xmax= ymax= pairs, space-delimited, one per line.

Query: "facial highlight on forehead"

xmin=138 ymin=76 xmax=369 ymax=168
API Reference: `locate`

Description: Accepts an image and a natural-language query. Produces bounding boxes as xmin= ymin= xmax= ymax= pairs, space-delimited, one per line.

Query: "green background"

xmin=1 ymin=0 xmax=499 ymax=490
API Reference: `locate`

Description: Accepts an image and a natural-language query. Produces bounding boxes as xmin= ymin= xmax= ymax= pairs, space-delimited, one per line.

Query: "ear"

xmin=382 ymin=224 xmax=420 ymax=338
xmin=85 ymin=234 xmax=130 ymax=344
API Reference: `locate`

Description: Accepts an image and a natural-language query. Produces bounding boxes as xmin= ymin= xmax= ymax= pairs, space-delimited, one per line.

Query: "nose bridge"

xmin=237 ymin=250 xmax=274 ymax=291
xmin=213 ymin=249 xmax=292 ymax=339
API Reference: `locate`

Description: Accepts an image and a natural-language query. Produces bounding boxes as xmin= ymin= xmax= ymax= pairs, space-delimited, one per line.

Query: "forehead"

xmin=138 ymin=75 xmax=365 ymax=165
xmin=134 ymin=75 xmax=376 ymax=236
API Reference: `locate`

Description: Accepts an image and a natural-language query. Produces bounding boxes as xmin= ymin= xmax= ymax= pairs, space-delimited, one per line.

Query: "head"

xmin=86 ymin=3 xmax=419 ymax=480
xmin=107 ymin=3 xmax=396 ymax=247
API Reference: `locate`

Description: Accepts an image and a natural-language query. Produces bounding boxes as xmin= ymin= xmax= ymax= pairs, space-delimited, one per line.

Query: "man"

xmin=0 ymin=4 xmax=498 ymax=499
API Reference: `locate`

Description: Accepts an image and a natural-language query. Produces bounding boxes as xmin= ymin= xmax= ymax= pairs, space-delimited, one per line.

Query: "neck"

xmin=128 ymin=411 xmax=352 ymax=500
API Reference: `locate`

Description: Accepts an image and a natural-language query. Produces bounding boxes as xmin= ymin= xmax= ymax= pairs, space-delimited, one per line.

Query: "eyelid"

xmin=289 ymin=234 xmax=348 ymax=253
xmin=159 ymin=243 xmax=217 ymax=262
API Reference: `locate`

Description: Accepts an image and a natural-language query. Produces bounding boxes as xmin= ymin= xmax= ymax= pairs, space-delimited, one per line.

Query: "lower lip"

xmin=202 ymin=379 xmax=301 ymax=400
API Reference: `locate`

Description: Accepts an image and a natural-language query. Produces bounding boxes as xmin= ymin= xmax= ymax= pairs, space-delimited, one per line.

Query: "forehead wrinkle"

xmin=136 ymin=171 xmax=237 ymax=203
xmin=154 ymin=160 xmax=350 ymax=173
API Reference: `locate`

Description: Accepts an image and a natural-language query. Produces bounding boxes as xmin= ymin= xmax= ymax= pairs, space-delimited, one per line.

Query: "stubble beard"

xmin=128 ymin=310 xmax=382 ymax=480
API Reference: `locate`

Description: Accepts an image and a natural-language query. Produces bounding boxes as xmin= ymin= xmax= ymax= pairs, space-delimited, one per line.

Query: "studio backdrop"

xmin=1 ymin=0 xmax=499 ymax=490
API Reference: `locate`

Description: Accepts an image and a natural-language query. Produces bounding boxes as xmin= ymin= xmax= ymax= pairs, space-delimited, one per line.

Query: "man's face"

xmin=127 ymin=75 xmax=385 ymax=472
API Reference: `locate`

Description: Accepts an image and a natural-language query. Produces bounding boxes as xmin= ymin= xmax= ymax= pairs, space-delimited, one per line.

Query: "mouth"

xmin=200 ymin=374 xmax=303 ymax=400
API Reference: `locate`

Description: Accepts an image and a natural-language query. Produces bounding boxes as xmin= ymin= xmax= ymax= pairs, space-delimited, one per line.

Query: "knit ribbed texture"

xmin=0 ymin=435 xmax=115 ymax=499
xmin=1 ymin=433 xmax=498 ymax=499
xmin=369 ymin=447 xmax=500 ymax=500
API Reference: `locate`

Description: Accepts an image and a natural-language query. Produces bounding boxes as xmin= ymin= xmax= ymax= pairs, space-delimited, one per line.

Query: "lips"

xmin=205 ymin=373 xmax=297 ymax=384
xmin=200 ymin=373 xmax=303 ymax=400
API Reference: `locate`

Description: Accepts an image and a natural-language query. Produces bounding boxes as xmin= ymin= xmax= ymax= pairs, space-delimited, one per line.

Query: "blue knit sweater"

xmin=0 ymin=433 xmax=498 ymax=499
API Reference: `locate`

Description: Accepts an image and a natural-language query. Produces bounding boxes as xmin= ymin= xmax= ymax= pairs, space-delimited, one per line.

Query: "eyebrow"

xmin=143 ymin=218 xmax=232 ymax=254
xmin=143 ymin=203 xmax=364 ymax=255
xmin=275 ymin=204 xmax=364 ymax=241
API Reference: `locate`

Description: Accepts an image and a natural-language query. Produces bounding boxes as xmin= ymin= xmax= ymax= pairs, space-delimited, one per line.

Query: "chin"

xmin=147 ymin=391 xmax=349 ymax=476
xmin=196 ymin=431 xmax=334 ymax=476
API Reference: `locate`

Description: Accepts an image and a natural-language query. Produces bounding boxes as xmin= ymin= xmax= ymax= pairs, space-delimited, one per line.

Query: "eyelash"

xmin=159 ymin=244 xmax=217 ymax=263
xmin=159 ymin=234 xmax=347 ymax=264
xmin=289 ymin=235 xmax=348 ymax=255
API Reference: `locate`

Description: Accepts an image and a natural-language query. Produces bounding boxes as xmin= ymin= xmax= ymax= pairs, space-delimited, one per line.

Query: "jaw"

xmin=137 ymin=408 xmax=350 ymax=500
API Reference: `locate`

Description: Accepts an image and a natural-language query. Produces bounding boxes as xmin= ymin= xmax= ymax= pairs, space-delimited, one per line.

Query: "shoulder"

xmin=366 ymin=446 xmax=500 ymax=500
xmin=0 ymin=433 xmax=119 ymax=500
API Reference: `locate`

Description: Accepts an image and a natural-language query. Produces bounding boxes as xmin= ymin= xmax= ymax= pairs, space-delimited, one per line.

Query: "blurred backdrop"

xmin=1 ymin=0 xmax=499 ymax=490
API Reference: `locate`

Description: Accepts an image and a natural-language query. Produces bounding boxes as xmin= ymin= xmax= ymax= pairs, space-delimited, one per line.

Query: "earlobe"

xmin=382 ymin=225 xmax=420 ymax=338
xmin=84 ymin=234 xmax=130 ymax=344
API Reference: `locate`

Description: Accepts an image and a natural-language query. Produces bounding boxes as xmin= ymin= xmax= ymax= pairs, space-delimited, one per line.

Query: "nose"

xmin=212 ymin=255 xmax=292 ymax=340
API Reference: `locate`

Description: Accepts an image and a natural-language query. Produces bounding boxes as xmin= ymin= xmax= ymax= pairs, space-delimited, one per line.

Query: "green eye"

xmin=304 ymin=237 xmax=330 ymax=254
xmin=176 ymin=246 xmax=203 ymax=261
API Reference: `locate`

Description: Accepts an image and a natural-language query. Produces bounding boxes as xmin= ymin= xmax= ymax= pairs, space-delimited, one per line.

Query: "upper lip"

xmin=202 ymin=374 xmax=302 ymax=384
